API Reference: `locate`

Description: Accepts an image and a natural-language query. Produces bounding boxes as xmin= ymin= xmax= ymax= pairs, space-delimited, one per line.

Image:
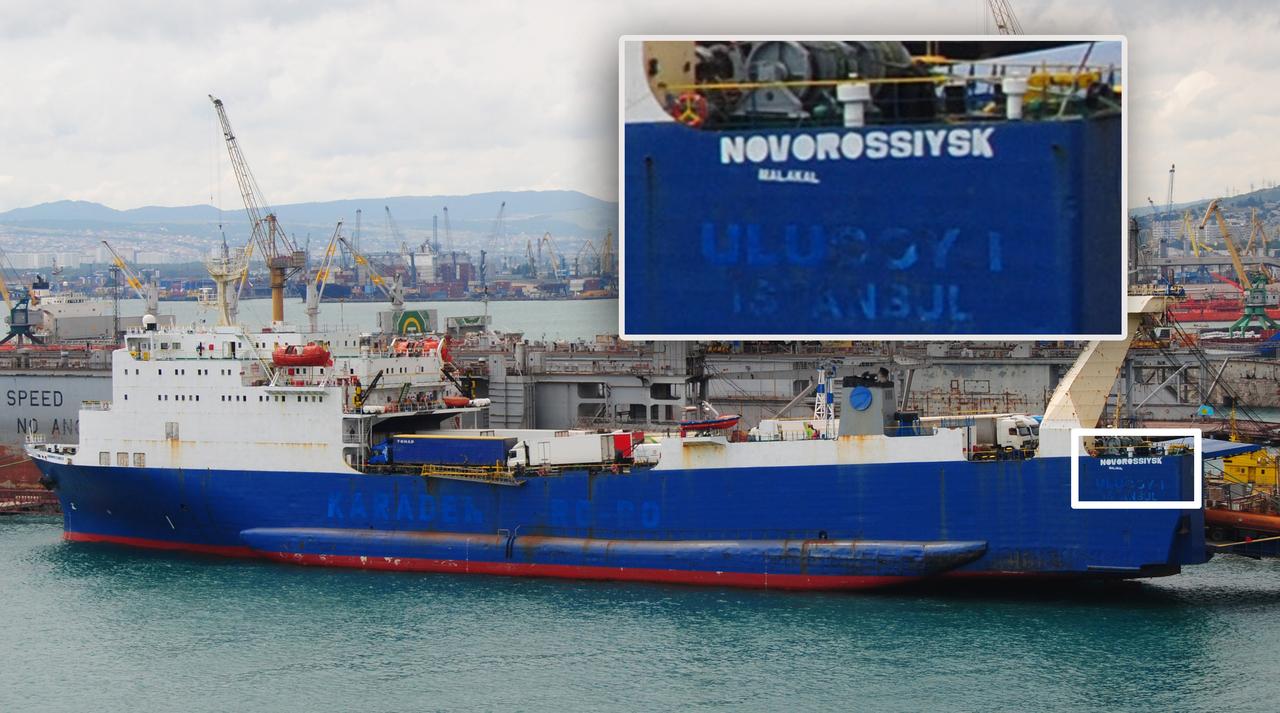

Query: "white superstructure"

xmin=43 ymin=322 xmax=475 ymax=474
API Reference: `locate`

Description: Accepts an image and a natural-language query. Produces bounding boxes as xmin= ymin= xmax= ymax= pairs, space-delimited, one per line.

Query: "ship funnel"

xmin=839 ymin=371 xmax=895 ymax=436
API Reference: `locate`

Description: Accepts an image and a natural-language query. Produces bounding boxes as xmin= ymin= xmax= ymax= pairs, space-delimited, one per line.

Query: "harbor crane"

xmin=442 ymin=206 xmax=458 ymax=278
xmin=338 ymin=235 xmax=404 ymax=320
xmin=0 ymin=248 xmax=41 ymax=345
xmin=100 ymin=241 xmax=160 ymax=316
xmin=1243 ymin=209 xmax=1271 ymax=258
xmin=986 ymin=0 xmax=1023 ymax=34
xmin=304 ymin=221 xmax=343 ymax=333
xmin=537 ymin=232 xmax=564 ymax=279
xmin=601 ymin=230 xmax=615 ymax=277
xmin=576 ymin=240 xmax=601 ymax=276
xmin=385 ymin=205 xmax=417 ymax=284
xmin=210 ymin=95 xmax=306 ymax=324
xmin=1200 ymin=198 xmax=1278 ymax=336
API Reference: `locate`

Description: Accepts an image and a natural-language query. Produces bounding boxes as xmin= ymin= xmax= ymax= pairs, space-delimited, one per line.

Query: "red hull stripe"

xmin=64 ymin=530 xmax=914 ymax=590
xmin=65 ymin=531 xmax=258 ymax=558
xmin=265 ymin=551 xmax=913 ymax=590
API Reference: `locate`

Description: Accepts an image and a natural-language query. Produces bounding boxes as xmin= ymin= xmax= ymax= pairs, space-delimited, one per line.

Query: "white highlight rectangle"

xmin=1070 ymin=428 xmax=1201 ymax=509
xmin=618 ymin=35 xmax=1129 ymax=342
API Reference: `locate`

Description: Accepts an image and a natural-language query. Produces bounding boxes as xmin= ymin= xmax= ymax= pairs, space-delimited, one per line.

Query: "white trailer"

xmin=507 ymin=432 xmax=617 ymax=468
xmin=919 ymin=413 xmax=1040 ymax=457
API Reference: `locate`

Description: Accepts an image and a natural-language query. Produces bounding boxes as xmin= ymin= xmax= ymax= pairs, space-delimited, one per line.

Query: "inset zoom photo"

xmin=620 ymin=37 xmax=1125 ymax=340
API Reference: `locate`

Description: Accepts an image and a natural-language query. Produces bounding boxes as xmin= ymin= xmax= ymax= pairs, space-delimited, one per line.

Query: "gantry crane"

xmin=304 ymin=221 xmax=343 ymax=333
xmin=210 ymin=95 xmax=306 ymax=324
xmin=1200 ymin=198 xmax=1277 ymax=336
xmin=338 ymin=235 xmax=404 ymax=319
xmin=100 ymin=241 xmax=160 ymax=316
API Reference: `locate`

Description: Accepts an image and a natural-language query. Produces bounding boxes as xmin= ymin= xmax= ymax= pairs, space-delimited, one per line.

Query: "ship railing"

xmin=419 ymin=463 xmax=519 ymax=484
xmin=81 ymin=400 xmax=111 ymax=411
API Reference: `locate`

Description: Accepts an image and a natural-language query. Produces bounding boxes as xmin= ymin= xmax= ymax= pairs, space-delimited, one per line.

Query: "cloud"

xmin=0 ymin=0 xmax=1277 ymax=212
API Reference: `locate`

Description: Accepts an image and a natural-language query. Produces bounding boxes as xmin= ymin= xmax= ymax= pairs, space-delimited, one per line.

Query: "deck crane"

xmin=304 ymin=220 xmax=343 ymax=333
xmin=209 ymin=95 xmax=306 ymax=324
xmin=1200 ymin=198 xmax=1278 ymax=336
xmin=100 ymin=241 xmax=160 ymax=316
xmin=338 ymin=235 xmax=404 ymax=320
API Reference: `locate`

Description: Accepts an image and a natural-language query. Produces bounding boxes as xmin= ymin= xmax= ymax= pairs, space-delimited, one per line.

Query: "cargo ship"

xmin=621 ymin=39 xmax=1123 ymax=338
xmin=27 ymin=294 xmax=1219 ymax=589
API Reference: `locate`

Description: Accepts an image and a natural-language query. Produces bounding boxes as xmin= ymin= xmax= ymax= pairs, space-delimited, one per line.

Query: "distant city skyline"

xmin=0 ymin=1 xmax=1274 ymax=213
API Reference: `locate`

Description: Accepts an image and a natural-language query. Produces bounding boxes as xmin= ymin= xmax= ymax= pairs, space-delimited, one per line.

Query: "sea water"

xmin=3 ymin=515 xmax=1280 ymax=712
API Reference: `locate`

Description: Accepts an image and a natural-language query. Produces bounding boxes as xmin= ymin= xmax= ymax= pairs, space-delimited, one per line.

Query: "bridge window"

xmin=649 ymin=383 xmax=678 ymax=400
xmin=133 ymin=453 xmax=145 ymax=467
xmin=116 ymin=452 xmax=129 ymax=466
xmin=99 ymin=451 xmax=110 ymax=465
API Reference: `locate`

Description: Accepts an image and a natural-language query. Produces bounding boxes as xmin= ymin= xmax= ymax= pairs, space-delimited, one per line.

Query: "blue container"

xmin=623 ymin=116 xmax=1122 ymax=337
xmin=382 ymin=435 xmax=516 ymax=467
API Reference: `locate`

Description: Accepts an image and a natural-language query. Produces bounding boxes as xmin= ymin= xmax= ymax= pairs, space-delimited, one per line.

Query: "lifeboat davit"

xmin=678 ymin=414 xmax=741 ymax=436
xmin=443 ymin=396 xmax=471 ymax=408
xmin=272 ymin=343 xmax=332 ymax=367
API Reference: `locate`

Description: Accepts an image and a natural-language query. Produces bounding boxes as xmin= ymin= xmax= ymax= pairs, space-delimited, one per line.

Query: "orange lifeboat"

xmin=423 ymin=338 xmax=450 ymax=364
xmin=443 ymin=396 xmax=471 ymax=408
xmin=272 ymin=343 xmax=332 ymax=367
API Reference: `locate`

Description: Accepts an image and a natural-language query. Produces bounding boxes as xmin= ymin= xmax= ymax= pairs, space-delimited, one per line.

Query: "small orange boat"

xmin=443 ymin=396 xmax=471 ymax=408
xmin=272 ymin=343 xmax=332 ymax=367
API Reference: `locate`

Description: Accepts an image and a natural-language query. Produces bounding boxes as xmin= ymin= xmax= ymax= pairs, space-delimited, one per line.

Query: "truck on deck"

xmin=919 ymin=413 xmax=1040 ymax=460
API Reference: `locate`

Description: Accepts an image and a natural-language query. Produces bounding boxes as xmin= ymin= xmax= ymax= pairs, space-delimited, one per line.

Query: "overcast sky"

xmin=0 ymin=0 xmax=1273 ymax=212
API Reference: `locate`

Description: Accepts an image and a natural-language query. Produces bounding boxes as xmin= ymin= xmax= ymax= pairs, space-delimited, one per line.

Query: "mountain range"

xmin=0 ymin=190 xmax=617 ymax=244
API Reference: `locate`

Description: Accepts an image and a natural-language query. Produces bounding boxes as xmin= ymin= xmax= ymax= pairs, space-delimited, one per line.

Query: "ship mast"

xmin=209 ymin=95 xmax=306 ymax=324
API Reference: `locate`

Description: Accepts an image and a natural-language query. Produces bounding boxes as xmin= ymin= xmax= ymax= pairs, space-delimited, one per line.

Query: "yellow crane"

xmin=304 ymin=221 xmax=344 ymax=333
xmin=1172 ymin=210 xmax=1203 ymax=257
xmin=536 ymin=232 xmax=566 ymax=280
xmin=1200 ymin=198 xmax=1277 ymax=335
xmin=1243 ymin=209 xmax=1271 ymax=258
xmin=601 ymin=230 xmax=615 ymax=277
xmin=101 ymin=241 xmax=160 ymax=315
xmin=210 ymin=95 xmax=306 ymax=324
xmin=338 ymin=235 xmax=404 ymax=318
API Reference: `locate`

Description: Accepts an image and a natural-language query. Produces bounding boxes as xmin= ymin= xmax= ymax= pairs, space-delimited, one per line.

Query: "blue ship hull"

xmin=35 ymin=454 xmax=1207 ymax=590
xmin=622 ymin=117 xmax=1122 ymax=337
